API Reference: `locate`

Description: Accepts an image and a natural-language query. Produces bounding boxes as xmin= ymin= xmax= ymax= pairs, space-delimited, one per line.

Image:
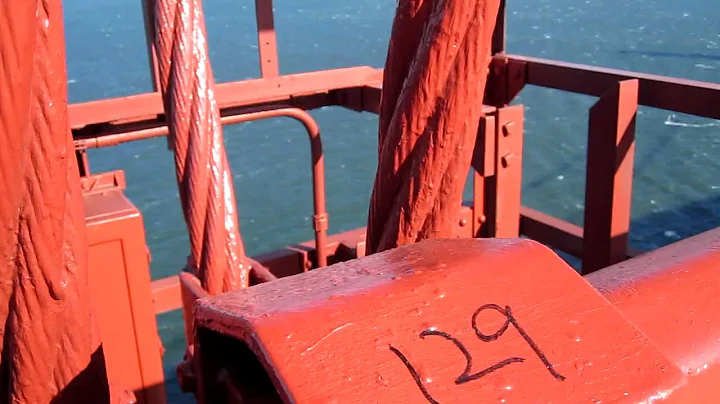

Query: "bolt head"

xmin=501 ymin=153 xmax=518 ymax=168
xmin=502 ymin=121 xmax=515 ymax=137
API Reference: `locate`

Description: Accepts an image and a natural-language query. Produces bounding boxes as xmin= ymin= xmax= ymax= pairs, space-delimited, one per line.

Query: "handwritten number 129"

xmin=389 ymin=304 xmax=565 ymax=404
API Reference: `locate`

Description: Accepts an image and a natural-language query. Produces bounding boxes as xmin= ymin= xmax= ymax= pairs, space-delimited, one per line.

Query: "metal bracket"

xmin=485 ymin=56 xmax=528 ymax=107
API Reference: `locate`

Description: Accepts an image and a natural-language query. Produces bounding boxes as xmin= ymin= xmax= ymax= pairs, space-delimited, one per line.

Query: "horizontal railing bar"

xmin=150 ymin=205 xmax=645 ymax=315
xmin=520 ymin=207 xmax=584 ymax=256
xmin=506 ymin=54 xmax=720 ymax=120
xmin=70 ymin=58 xmax=719 ymax=137
xmin=520 ymin=206 xmax=644 ymax=259
xmin=68 ymin=66 xmax=383 ymax=130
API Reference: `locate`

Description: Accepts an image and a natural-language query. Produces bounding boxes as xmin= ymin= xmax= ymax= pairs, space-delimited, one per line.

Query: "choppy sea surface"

xmin=63 ymin=0 xmax=719 ymax=400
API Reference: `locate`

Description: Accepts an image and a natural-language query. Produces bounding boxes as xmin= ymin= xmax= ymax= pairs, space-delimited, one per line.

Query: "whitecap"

xmin=664 ymin=114 xmax=720 ymax=128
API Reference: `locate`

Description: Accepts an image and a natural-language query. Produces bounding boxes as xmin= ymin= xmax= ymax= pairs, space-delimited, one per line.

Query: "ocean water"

xmin=63 ymin=0 xmax=719 ymax=401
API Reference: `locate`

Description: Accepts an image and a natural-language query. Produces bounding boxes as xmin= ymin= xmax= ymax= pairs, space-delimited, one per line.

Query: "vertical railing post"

xmin=76 ymin=149 xmax=91 ymax=176
xmin=494 ymin=105 xmax=524 ymax=237
xmin=491 ymin=0 xmax=506 ymax=54
xmin=471 ymin=105 xmax=524 ymax=238
xmin=141 ymin=0 xmax=162 ymax=91
xmin=582 ymin=79 xmax=638 ymax=273
xmin=255 ymin=0 xmax=279 ymax=78
xmin=471 ymin=115 xmax=496 ymax=237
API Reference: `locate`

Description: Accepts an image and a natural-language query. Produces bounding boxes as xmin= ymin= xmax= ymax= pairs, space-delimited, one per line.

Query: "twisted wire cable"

xmin=367 ymin=0 xmax=501 ymax=254
xmin=155 ymin=0 xmax=250 ymax=294
xmin=0 ymin=0 xmax=109 ymax=401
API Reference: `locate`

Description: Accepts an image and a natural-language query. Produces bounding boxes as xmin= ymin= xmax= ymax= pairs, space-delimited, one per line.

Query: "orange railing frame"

xmin=68 ymin=0 xmax=720 ymax=309
xmin=60 ymin=0 xmax=720 ymax=401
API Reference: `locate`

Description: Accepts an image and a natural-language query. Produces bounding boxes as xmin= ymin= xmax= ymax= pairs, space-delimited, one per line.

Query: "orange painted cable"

xmin=0 ymin=3 xmax=35 ymax=342
xmin=367 ymin=0 xmax=501 ymax=254
xmin=154 ymin=0 xmax=250 ymax=294
xmin=0 ymin=0 xmax=110 ymax=402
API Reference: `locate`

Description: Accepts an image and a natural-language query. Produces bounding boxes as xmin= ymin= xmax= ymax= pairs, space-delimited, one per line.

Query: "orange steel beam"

xmin=140 ymin=0 xmax=161 ymax=92
xmin=69 ymin=63 xmax=716 ymax=272
xmin=491 ymin=105 xmax=524 ymax=237
xmin=75 ymin=60 xmax=715 ymax=313
xmin=520 ymin=207 xmax=583 ymax=254
xmin=68 ymin=67 xmax=382 ymax=130
xmin=520 ymin=207 xmax=645 ymax=259
xmin=192 ymin=237 xmax=705 ymax=403
xmin=582 ymin=80 xmax=638 ymax=273
xmin=470 ymin=105 xmax=525 ymax=238
xmin=254 ymin=0 xmax=279 ymax=78
xmin=506 ymin=54 xmax=720 ymax=119
xmin=151 ymin=276 xmax=182 ymax=315
xmin=84 ymin=185 xmax=166 ymax=403
xmin=67 ymin=58 xmax=720 ymax=136
xmin=587 ymin=227 xmax=720 ymax=401
xmin=471 ymin=115 xmax=496 ymax=237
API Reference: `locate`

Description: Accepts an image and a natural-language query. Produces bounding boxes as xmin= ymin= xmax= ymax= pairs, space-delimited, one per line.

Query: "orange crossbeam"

xmin=68 ymin=67 xmax=383 ymax=130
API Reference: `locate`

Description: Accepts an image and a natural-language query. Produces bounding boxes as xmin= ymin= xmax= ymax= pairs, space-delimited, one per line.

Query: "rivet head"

xmin=459 ymin=219 xmax=467 ymax=227
xmin=502 ymin=121 xmax=514 ymax=137
xmin=501 ymin=153 xmax=518 ymax=168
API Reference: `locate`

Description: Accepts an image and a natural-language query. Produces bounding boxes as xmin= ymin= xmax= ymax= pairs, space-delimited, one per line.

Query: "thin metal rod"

xmin=75 ymin=107 xmax=329 ymax=268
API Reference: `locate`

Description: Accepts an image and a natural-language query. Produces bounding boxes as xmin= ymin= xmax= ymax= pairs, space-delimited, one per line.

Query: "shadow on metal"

xmin=49 ymin=347 xmax=110 ymax=404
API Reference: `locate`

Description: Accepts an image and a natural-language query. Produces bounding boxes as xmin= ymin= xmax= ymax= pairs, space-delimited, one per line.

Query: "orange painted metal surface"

xmin=582 ymin=79 xmax=638 ymax=273
xmin=83 ymin=171 xmax=165 ymax=404
xmin=68 ymin=66 xmax=383 ymax=132
xmin=506 ymin=54 xmax=720 ymax=120
xmin=367 ymin=0 xmax=501 ymax=254
xmin=176 ymin=272 xmax=209 ymax=394
xmin=254 ymin=0 xmax=279 ymax=78
xmin=1 ymin=0 xmax=718 ymax=401
xmin=488 ymin=105 xmax=524 ymax=238
xmin=66 ymin=52 xmax=720 ymax=278
xmin=0 ymin=0 xmax=110 ymax=401
xmin=176 ymin=261 xmax=279 ymax=395
xmin=151 ymin=276 xmax=184 ymax=315
xmin=192 ymin=238 xmax=704 ymax=403
xmin=587 ymin=227 xmax=720 ymax=403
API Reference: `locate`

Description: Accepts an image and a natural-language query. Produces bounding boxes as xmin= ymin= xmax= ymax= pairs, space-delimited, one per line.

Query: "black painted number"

xmin=389 ymin=303 xmax=565 ymax=404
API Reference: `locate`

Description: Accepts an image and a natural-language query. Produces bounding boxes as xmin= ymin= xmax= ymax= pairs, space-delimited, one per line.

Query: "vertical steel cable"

xmin=154 ymin=0 xmax=250 ymax=294
xmin=0 ymin=0 xmax=109 ymax=402
xmin=367 ymin=0 xmax=502 ymax=254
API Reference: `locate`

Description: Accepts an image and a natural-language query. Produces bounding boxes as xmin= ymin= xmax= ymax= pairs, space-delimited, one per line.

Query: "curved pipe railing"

xmin=75 ymin=106 xmax=329 ymax=268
